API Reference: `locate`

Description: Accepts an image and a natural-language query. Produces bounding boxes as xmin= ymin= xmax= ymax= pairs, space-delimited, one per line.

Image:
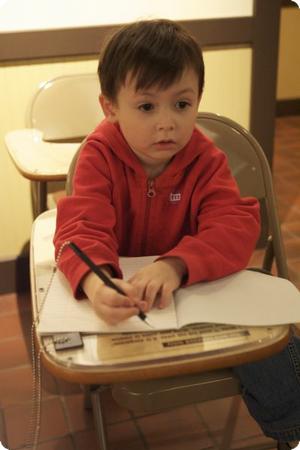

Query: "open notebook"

xmin=36 ymin=255 xmax=300 ymax=334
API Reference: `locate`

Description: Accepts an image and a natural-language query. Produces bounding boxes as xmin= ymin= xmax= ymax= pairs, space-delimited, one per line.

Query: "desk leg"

xmin=31 ymin=181 xmax=47 ymax=218
xmin=91 ymin=386 xmax=109 ymax=450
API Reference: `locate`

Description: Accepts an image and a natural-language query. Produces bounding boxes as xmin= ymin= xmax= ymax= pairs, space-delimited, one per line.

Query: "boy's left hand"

xmin=128 ymin=257 xmax=187 ymax=311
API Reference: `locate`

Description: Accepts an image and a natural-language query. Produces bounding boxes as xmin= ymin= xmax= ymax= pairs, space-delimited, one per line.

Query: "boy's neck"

xmin=143 ymin=161 xmax=169 ymax=179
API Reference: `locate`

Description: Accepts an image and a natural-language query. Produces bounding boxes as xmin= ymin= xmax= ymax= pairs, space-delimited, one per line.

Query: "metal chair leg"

xmin=218 ymin=395 xmax=241 ymax=450
xmin=81 ymin=384 xmax=93 ymax=409
xmin=262 ymin=236 xmax=274 ymax=273
xmin=91 ymin=386 xmax=109 ymax=450
xmin=31 ymin=180 xmax=47 ymax=218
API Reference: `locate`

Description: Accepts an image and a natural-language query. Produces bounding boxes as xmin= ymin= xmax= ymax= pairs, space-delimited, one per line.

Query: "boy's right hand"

xmin=81 ymin=270 xmax=146 ymax=325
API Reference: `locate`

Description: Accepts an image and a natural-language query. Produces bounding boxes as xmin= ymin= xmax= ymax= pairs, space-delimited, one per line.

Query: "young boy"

xmin=54 ymin=19 xmax=300 ymax=449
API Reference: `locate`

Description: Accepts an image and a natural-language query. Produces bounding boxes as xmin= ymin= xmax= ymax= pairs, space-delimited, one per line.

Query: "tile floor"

xmin=1 ymin=115 xmax=300 ymax=450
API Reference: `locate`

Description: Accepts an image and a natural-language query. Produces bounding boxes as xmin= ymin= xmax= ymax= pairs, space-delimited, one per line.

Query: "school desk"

xmin=30 ymin=209 xmax=290 ymax=385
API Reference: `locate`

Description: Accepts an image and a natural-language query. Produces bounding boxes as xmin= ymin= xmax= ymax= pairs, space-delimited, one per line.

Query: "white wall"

xmin=0 ymin=0 xmax=254 ymax=32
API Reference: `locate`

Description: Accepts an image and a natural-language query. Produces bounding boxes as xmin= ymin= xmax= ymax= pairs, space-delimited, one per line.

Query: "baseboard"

xmin=276 ymin=98 xmax=300 ymax=116
xmin=0 ymin=253 xmax=30 ymax=294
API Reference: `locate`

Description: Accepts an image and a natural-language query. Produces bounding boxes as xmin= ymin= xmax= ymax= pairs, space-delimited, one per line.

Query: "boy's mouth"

xmin=154 ymin=140 xmax=176 ymax=150
xmin=155 ymin=139 xmax=175 ymax=145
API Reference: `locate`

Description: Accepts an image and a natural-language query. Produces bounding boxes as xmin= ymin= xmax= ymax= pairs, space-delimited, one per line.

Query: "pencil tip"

xmin=145 ymin=320 xmax=155 ymax=329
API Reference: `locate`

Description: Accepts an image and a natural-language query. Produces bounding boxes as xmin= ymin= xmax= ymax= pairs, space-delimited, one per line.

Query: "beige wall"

xmin=277 ymin=7 xmax=300 ymax=100
xmin=0 ymin=48 xmax=252 ymax=260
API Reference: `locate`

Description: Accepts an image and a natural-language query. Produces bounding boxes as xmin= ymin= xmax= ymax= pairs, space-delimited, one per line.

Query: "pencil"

xmin=68 ymin=242 xmax=151 ymax=326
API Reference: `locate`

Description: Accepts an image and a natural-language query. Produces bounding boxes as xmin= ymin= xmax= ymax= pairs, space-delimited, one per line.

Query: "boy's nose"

xmin=156 ymin=114 xmax=175 ymax=131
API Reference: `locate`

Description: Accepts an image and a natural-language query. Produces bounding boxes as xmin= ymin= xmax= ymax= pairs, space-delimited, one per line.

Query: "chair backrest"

xmin=26 ymin=73 xmax=103 ymax=141
xmin=196 ymin=112 xmax=288 ymax=278
xmin=65 ymin=138 xmax=87 ymax=196
xmin=66 ymin=112 xmax=288 ymax=279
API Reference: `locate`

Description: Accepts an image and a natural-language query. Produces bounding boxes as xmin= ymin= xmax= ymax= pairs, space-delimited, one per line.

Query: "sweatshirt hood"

xmin=86 ymin=118 xmax=212 ymax=178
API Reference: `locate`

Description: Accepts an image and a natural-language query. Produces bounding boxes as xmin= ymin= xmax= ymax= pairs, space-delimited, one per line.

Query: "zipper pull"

xmin=147 ymin=180 xmax=156 ymax=198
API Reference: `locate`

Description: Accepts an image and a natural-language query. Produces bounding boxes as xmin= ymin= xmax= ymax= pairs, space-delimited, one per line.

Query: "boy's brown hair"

xmin=98 ymin=19 xmax=204 ymax=102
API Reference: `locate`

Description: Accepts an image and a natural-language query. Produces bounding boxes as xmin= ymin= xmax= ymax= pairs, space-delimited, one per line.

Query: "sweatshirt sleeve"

xmin=158 ymin=148 xmax=261 ymax=285
xmin=53 ymin=142 xmax=122 ymax=297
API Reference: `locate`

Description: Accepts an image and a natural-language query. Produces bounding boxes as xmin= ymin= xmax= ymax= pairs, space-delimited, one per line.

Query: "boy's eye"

xmin=138 ymin=103 xmax=154 ymax=112
xmin=176 ymin=101 xmax=190 ymax=110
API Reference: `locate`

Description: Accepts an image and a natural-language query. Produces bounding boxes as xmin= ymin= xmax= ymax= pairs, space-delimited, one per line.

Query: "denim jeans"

xmin=233 ymin=332 xmax=300 ymax=442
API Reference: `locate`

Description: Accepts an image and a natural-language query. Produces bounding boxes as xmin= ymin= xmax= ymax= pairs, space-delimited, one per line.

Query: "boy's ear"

xmin=99 ymin=94 xmax=118 ymax=122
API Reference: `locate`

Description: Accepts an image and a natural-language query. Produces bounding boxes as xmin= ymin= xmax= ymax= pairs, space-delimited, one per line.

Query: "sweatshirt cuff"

xmin=67 ymin=261 xmax=122 ymax=299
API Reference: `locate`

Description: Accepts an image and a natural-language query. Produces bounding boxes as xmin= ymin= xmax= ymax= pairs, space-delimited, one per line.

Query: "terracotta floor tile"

xmin=0 ymin=292 xmax=31 ymax=317
xmin=282 ymin=220 xmax=300 ymax=238
xmin=231 ymin=435 xmax=276 ymax=449
xmin=0 ymin=336 xmax=31 ymax=369
xmin=64 ymin=388 xmax=131 ymax=434
xmin=282 ymin=238 xmax=300 ymax=261
xmin=0 ymin=365 xmax=58 ymax=407
xmin=18 ymin=435 xmax=74 ymax=450
xmin=288 ymin=259 xmax=300 ymax=274
xmin=56 ymin=378 xmax=82 ymax=396
xmin=73 ymin=422 xmax=146 ymax=450
xmin=0 ymin=366 xmax=35 ymax=407
xmin=137 ymin=405 xmax=213 ymax=450
xmin=63 ymin=392 xmax=94 ymax=433
xmin=278 ymin=207 xmax=300 ymax=225
xmin=72 ymin=429 xmax=99 ymax=450
xmin=274 ymin=177 xmax=297 ymax=192
xmin=0 ymin=406 xmax=8 ymax=449
xmin=196 ymin=396 xmax=234 ymax=436
xmin=288 ymin=260 xmax=300 ymax=286
xmin=4 ymin=397 xmax=69 ymax=449
xmin=98 ymin=387 xmax=131 ymax=424
xmin=197 ymin=396 xmax=272 ymax=448
xmin=107 ymin=421 xmax=147 ymax=450
xmin=0 ymin=310 xmax=32 ymax=341
xmin=230 ymin=398 xmax=266 ymax=440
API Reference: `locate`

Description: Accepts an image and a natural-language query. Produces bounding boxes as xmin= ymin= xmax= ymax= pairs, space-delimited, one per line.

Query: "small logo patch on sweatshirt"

xmin=169 ymin=192 xmax=181 ymax=203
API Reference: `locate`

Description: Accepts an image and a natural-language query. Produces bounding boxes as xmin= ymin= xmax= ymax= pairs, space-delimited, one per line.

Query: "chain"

xmin=34 ymin=240 xmax=71 ymax=326
xmin=25 ymin=241 xmax=70 ymax=449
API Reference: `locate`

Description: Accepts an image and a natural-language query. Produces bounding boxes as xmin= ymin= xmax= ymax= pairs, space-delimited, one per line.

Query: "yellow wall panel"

xmin=277 ymin=8 xmax=300 ymax=100
xmin=201 ymin=47 xmax=251 ymax=130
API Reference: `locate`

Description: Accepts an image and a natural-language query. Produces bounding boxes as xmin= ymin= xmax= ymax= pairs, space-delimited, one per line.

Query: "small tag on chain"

xmin=53 ymin=332 xmax=83 ymax=350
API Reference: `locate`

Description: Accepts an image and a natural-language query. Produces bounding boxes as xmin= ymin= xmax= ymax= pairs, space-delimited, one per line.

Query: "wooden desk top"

xmin=5 ymin=129 xmax=79 ymax=181
xmin=30 ymin=210 xmax=290 ymax=384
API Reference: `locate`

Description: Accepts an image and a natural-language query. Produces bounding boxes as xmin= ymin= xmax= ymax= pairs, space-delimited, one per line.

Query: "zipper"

xmin=141 ymin=180 xmax=156 ymax=253
xmin=147 ymin=180 xmax=156 ymax=198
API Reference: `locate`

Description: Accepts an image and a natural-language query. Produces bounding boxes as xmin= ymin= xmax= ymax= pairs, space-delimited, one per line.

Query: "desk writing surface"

xmin=30 ymin=209 xmax=290 ymax=384
xmin=5 ymin=129 xmax=79 ymax=181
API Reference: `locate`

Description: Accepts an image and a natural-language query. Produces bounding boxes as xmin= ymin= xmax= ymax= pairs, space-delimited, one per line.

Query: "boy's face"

xmin=101 ymin=68 xmax=200 ymax=177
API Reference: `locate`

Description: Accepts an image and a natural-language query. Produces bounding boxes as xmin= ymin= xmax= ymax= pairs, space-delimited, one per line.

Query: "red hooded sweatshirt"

xmin=54 ymin=119 xmax=260 ymax=296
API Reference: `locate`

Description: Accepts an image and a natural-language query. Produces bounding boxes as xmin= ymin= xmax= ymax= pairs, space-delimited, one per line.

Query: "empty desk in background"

xmin=5 ymin=73 xmax=102 ymax=217
xmin=5 ymin=128 xmax=79 ymax=216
